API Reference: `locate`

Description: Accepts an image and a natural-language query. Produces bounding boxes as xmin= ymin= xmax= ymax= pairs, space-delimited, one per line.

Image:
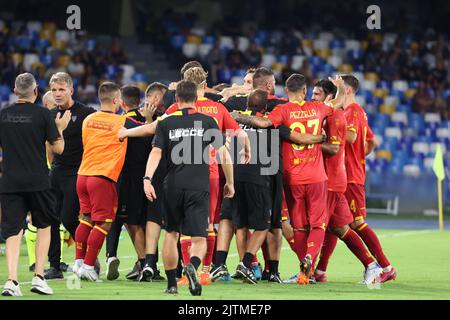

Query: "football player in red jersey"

xmin=231 ymin=74 xmax=344 ymax=284
xmin=341 ymin=74 xmax=396 ymax=283
xmin=311 ymin=79 xmax=382 ymax=285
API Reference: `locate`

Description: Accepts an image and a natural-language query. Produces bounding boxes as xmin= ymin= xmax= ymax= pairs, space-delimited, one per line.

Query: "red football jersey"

xmin=344 ymin=103 xmax=371 ymax=185
xmin=324 ymin=108 xmax=347 ymax=193
xmin=165 ymin=97 xmax=240 ymax=179
xmin=268 ymin=100 xmax=333 ymax=185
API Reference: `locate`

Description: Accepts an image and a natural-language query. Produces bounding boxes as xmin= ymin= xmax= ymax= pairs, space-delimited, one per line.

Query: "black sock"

xmin=145 ymin=254 xmax=157 ymax=269
xmin=165 ymin=269 xmax=177 ymax=288
xmin=35 ymin=274 xmax=45 ymax=281
xmin=268 ymin=260 xmax=279 ymax=274
xmin=190 ymin=256 xmax=201 ymax=270
xmin=243 ymin=252 xmax=254 ymax=269
xmin=215 ymin=250 xmax=228 ymax=266
xmin=139 ymin=258 xmax=146 ymax=269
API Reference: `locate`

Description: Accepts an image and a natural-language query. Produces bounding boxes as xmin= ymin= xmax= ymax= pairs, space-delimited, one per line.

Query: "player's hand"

xmin=144 ymin=180 xmax=157 ymax=202
xmin=55 ymin=110 xmax=71 ymax=132
xmin=328 ymin=75 xmax=344 ymax=88
xmin=168 ymin=82 xmax=178 ymax=90
xmin=282 ymin=220 xmax=294 ymax=240
xmin=118 ymin=127 xmax=128 ymax=142
xmin=223 ymin=183 xmax=235 ymax=199
xmin=141 ymin=102 xmax=157 ymax=122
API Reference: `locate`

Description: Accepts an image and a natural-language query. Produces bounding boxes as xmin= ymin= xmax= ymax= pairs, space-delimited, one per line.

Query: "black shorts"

xmin=162 ymin=186 xmax=209 ymax=237
xmin=146 ymin=179 xmax=165 ymax=227
xmin=220 ymin=197 xmax=233 ymax=221
xmin=117 ymin=171 xmax=147 ymax=226
xmin=229 ymin=181 xmax=272 ymax=231
xmin=0 ymin=190 xmax=58 ymax=239
xmin=270 ymin=172 xmax=283 ymax=229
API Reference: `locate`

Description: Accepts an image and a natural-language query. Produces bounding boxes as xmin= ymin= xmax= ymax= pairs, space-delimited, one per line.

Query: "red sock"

xmin=84 ymin=225 xmax=107 ymax=266
xmin=75 ymin=221 xmax=92 ymax=260
xmin=306 ymin=228 xmax=325 ymax=262
xmin=341 ymin=228 xmax=375 ymax=268
xmin=180 ymin=236 xmax=191 ymax=266
xmin=261 ymin=240 xmax=269 ymax=272
xmin=202 ymin=231 xmax=216 ymax=272
xmin=355 ymin=223 xmax=390 ymax=268
xmin=293 ymin=230 xmax=308 ymax=262
xmin=316 ymin=231 xmax=338 ymax=272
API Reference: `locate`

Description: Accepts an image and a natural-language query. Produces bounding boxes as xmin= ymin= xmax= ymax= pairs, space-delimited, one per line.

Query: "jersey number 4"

xmin=289 ymin=119 xmax=320 ymax=151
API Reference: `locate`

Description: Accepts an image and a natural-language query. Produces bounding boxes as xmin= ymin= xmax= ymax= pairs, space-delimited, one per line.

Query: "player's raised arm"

xmin=326 ymin=75 xmax=346 ymax=109
xmin=118 ymin=120 xmax=157 ymax=141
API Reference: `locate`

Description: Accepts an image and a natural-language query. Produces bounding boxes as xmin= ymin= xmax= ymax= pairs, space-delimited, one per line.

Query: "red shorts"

xmin=327 ymin=191 xmax=353 ymax=229
xmin=209 ymin=178 xmax=220 ymax=225
xmin=344 ymin=183 xmax=366 ymax=221
xmin=283 ymin=181 xmax=328 ymax=229
xmin=281 ymin=191 xmax=289 ymax=222
xmin=77 ymin=175 xmax=118 ymax=223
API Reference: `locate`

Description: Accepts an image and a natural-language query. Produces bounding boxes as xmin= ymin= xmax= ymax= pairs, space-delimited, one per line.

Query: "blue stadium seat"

xmin=408 ymin=156 xmax=424 ymax=170
xmin=86 ymin=39 xmax=97 ymax=51
xmin=17 ymin=36 xmax=32 ymax=50
xmin=347 ymin=49 xmax=364 ymax=61
xmin=0 ymin=85 xmax=11 ymax=101
xmin=322 ymin=63 xmax=336 ymax=74
xmin=277 ymin=55 xmax=289 ymax=65
xmin=409 ymin=113 xmax=425 ymax=133
xmin=329 ymin=39 xmax=344 ymax=49
xmin=202 ymin=35 xmax=215 ymax=44
xmin=170 ymin=35 xmax=185 ymax=49
xmin=354 ymin=64 xmax=365 ymax=72
xmin=131 ymin=73 xmax=147 ymax=82
xmin=231 ymin=69 xmax=247 ymax=77
xmin=377 ymin=80 xmax=393 ymax=92
xmin=218 ymin=68 xmax=231 ymax=83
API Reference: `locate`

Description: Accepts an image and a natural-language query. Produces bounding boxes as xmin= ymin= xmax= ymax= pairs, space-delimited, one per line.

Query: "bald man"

xmin=42 ymin=91 xmax=56 ymax=110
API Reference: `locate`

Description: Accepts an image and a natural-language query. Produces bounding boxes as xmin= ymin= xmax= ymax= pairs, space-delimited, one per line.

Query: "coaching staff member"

xmin=143 ymin=80 xmax=234 ymax=296
xmin=0 ymin=73 xmax=70 ymax=296
xmin=45 ymin=72 xmax=96 ymax=279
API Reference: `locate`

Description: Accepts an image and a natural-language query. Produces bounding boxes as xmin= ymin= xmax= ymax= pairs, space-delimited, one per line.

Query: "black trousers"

xmin=106 ymin=216 xmax=124 ymax=258
xmin=48 ymin=169 xmax=80 ymax=269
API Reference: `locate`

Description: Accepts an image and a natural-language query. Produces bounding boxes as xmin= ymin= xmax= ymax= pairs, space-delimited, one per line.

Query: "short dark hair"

xmin=247 ymin=89 xmax=268 ymax=112
xmin=341 ymin=74 xmax=359 ymax=93
xmin=145 ymin=82 xmax=168 ymax=97
xmin=285 ymin=74 xmax=307 ymax=93
xmin=252 ymin=67 xmax=274 ymax=89
xmin=314 ymin=79 xmax=337 ymax=98
xmin=176 ymin=80 xmax=198 ymax=103
xmin=180 ymin=60 xmax=203 ymax=79
xmin=98 ymin=81 xmax=121 ymax=103
xmin=121 ymin=85 xmax=141 ymax=108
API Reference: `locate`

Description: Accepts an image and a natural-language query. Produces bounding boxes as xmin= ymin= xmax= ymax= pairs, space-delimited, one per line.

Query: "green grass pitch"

xmin=1 ymin=228 xmax=450 ymax=300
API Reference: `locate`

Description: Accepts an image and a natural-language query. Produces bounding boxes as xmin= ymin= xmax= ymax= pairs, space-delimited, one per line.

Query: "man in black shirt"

xmin=45 ymin=72 xmax=96 ymax=280
xmin=105 ymin=85 xmax=161 ymax=281
xmin=222 ymin=89 xmax=274 ymax=284
xmin=0 ymin=73 xmax=70 ymax=296
xmin=143 ymin=80 xmax=234 ymax=296
xmin=219 ymin=67 xmax=288 ymax=281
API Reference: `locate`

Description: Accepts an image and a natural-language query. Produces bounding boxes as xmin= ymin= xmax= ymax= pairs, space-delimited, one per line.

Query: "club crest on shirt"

xmin=72 ymin=116 xmax=77 ymax=122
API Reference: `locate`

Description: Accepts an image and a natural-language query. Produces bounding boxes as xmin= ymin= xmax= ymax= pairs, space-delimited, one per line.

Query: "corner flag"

xmin=433 ymin=144 xmax=446 ymax=231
